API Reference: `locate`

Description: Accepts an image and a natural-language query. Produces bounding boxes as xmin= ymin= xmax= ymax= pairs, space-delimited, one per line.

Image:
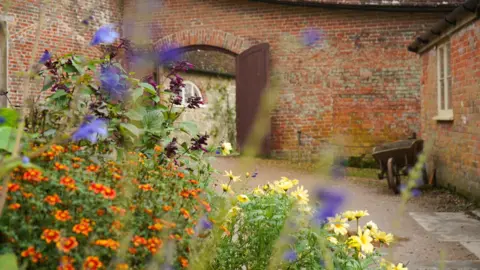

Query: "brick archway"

xmin=153 ymin=29 xmax=255 ymax=55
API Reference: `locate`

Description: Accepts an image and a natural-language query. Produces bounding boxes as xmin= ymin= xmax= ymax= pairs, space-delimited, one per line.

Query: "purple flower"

xmin=39 ymin=50 xmax=51 ymax=64
xmin=90 ymin=24 xmax=119 ymax=46
xmin=400 ymin=184 xmax=421 ymax=197
xmin=200 ymin=217 xmax=213 ymax=230
xmin=302 ymin=28 xmax=324 ymax=47
xmin=314 ymin=189 xmax=345 ymax=224
xmin=190 ymin=134 xmax=209 ymax=152
xmin=0 ymin=116 xmax=5 ymax=125
xmin=165 ymin=138 xmax=178 ymax=158
xmin=252 ymin=172 xmax=258 ymax=178
xmin=72 ymin=118 xmax=108 ymax=144
xmin=283 ymin=250 xmax=297 ymax=262
xmin=215 ymin=150 xmax=221 ymax=155
xmin=145 ymin=74 xmax=158 ymax=90
xmin=186 ymin=96 xmax=203 ymax=109
xmin=100 ymin=65 xmax=129 ymax=101
xmin=22 ymin=156 xmax=30 ymax=164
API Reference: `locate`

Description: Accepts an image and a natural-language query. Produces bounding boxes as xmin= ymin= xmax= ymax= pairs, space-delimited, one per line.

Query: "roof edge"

xmin=250 ymin=0 xmax=462 ymax=12
xmin=408 ymin=0 xmax=480 ymax=54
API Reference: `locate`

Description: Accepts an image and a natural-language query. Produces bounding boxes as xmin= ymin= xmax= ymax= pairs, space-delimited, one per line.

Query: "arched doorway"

xmin=156 ymin=42 xmax=271 ymax=156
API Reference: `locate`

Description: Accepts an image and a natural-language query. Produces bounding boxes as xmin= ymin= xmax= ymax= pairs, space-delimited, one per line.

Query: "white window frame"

xmin=434 ymin=42 xmax=453 ymax=121
xmin=173 ymin=80 xmax=206 ymax=108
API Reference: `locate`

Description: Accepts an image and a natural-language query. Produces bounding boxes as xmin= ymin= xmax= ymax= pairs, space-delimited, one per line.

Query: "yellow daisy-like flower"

xmin=364 ymin=221 xmax=379 ymax=233
xmin=274 ymin=177 xmax=298 ymax=192
xmin=223 ymin=171 xmax=241 ymax=182
xmin=221 ymin=142 xmax=232 ymax=155
xmin=373 ymin=230 xmax=394 ymax=245
xmin=253 ymin=186 xmax=265 ymax=196
xmin=327 ymin=215 xmax=350 ymax=236
xmin=388 ymin=263 xmax=408 ymax=270
xmin=221 ymin=184 xmax=233 ymax=194
xmin=290 ymin=185 xmax=309 ymax=205
xmin=342 ymin=210 xmax=357 ymax=221
xmin=237 ymin=194 xmax=250 ymax=203
xmin=354 ymin=210 xmax=369 ymax=219
xmin=327 ymin=236 xmax=338 ymax=244
xmin=227 ymin=206 xmax=241 ymax=218
xmin=348 ymin=227 xmax=374 ymax=254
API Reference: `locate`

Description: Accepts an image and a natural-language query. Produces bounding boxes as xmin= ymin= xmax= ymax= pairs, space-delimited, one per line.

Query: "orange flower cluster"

xmin=73 ymin=219 xmax=93 ymax=236
xmin=178 ymin=256 xmax=189 ymax=268
xmin=86 ymin=164 xmax=100 ymax=173
xmin=58 ymin=256 xmax=75 ymax=270
xmin=56 ymin=237 xmax=78 ymax=253
xmin=89 ymin=183 xmax=116 ymax=199
xmin=94 ymin=239 xmax=120 ymax=250
xmin=147 ymin=237 xmax=163 ymax=254
xmin=22 ymin=168 xmax=46 ymax=183
xmin=54 ymin=162 xmax=69 ymax=171
xmin=60 ymin=176 xmax=77 ymax=191
xmin=180 ymin=208 xmax=190 ymax=219
xmin=44 ymin=194 xmax=62 ymax=205
xmin=41 ymin=145 xmax=65 ymax=160
xmin=110 ymin=206 xmax=126 ymax=216
xmin=55 ymin=210 xmax=72 ymax=222
xmin=8 ymin=183 xmax=20 ymax=192
xmin=83 ymin=256 xmax=103 ymax=270
xmin=138 ymin=184 xmax=154 ymax=191
xmin=21 ymin=246 xmax=43 ymax=263
xmin=41 ymin=229 xmax=61 ymax=243
xmin=8 ymin=203 xmax=21 ymax=210
xmin=180 ymin=188 xmax=203 ymax=198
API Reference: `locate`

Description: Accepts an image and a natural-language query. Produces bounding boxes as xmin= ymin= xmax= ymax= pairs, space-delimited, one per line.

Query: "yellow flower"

xmin=223 ymin=171 xmax=240 ymax=182
xmin=327 ymin=215 xmax=350 ymax=236
xmin=389 ymin=263 xmax=408 ymax=270
xmin=354 ymin=210 xmax=369 ymax=219
xmin=290 ymin=185 xmax=309 ymax=205
xmin=373 ymin=230 xmax=394 ymax=245
xmin=342 ymin=210 xmax=356 ymax=221
xmin=221 ymin=142 xmax=232 ymax=155
xmin=221 ymin=184 xmax=233 ymax=194
xmin=227 ymin=206 xmax=241 ymax=218
xmin=348 ymin=227 xmax=374 ymax=254
xmin=245 ymin=172 xmax=250 ymax=178
xmin=327 ymin=236 xmax=338 ymax=244
xmin=358 ymin=252 xmax=366 ymax=260
xmin=298 ymin=205 xmax=312 ymax=214
xmin=253 ymin=186 xmax=265 ymax=196
xmin=274 ymin=177 xmax=298 ymax=192
xmin=237 ymin=194 xmax=250 ymax=203
xmin=364 ymin=221 xmax=378 ymax=233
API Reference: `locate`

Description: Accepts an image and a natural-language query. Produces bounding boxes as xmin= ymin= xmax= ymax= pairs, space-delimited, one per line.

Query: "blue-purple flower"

xmin=199 ymin=217 xmax=213 ymax=230
xmin=72 ymin=118 xmax=108 ymax=144
xmin=22 ymin=156 xmax=30 ymax=164
xmin=0 ymin=116 xmax=5 ymax=125
xmin=90 ymin=24 xmax=119 ymax=46
xmin=400 ymin=184 xmax=421 ymax=197
xmin=302 ymin=28 xmax=324 ymax=47
xmin=100 ymin=65 xmax=129 ymax=101
xmin=314 ymin=188 xmax=345 ymax=224
xmin=283 ymin=250 xmax=297 ymax=262
xmin=39 ymin=50 xmax=51 ymax=64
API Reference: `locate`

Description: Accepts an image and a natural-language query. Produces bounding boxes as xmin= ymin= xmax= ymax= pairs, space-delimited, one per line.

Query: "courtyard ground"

xmin=212 ymin=157 xmax=480 ymax=269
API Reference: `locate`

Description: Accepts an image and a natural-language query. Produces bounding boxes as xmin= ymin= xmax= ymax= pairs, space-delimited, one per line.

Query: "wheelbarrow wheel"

xmin=387 ymin=158 xmax=401 ymax=194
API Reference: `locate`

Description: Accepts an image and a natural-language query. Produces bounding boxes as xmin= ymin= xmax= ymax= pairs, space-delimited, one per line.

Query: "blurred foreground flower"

xmin=221 ymin=142 xmax=232 ymax=155
xmin=314 ymin=188 xmax=345 ymax=223
xmin=283 ymin=250 xmax=297 ymax=262
xmin=90 ymin=24 xmax=119 ymax=46
xmin=39 ymin=50 xmax=51 ymax=64
xmin=302 ymin=28 xmax=324 ymax=47
xmin=100 ymin=65 xmax=129 ymax=101
xmin=72 ymin=118 xmax=108 ymax=144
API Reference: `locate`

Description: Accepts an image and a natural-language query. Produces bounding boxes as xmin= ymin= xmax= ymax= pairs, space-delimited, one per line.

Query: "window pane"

xmin=439 ymin=47 xmax=444 ymax=79
xmin=440 ymin=80 xmax=445 ymax=110
xmin=446 ymin=45 xmax=451 ymax=77
xmin=447 ymin=77 xmax=452 ymax=109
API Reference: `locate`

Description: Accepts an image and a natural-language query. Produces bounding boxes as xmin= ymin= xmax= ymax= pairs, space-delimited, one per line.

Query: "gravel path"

xmin=211 ymin=157 xmax=478 ymax=266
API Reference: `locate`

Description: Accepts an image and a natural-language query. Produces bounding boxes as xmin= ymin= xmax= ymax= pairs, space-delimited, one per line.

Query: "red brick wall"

xmin=124 ymin=0 xmax=449 ymax=157
xmin=0 ymin=0 xmax=122 ymax=106
xmin=420 ymin=19 xmax=480 ymax=199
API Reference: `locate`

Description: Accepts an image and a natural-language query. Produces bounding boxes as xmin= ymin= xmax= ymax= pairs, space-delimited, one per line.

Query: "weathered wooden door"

xmin=235 ymin=43 xmax=270 ymax=156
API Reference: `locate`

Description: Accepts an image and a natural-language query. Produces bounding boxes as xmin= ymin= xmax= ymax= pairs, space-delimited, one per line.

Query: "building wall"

xmin=420 ymin=19 xmax=480 ymax=199
xmin=125 ymin=0 xmax=448 ymax=157
xmin=0 ymin=0 xmax=122 ymax=107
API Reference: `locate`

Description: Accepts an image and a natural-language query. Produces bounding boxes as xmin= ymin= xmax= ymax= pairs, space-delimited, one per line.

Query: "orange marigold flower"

xmin=128 ymin=247 xmax=137 ymax=254
xmin=178 ymin=256 xmax=189 ymax=268
xmin=163 ymin=205 xmax=172 ymax=212
xmin=95 ymin=239 xmax=120 ymax=250
xmin=132 ymin=236 xmax=147 ymax=247
xmin=51 ymin=145 xmax=65 ymax=153
xmin=31 ymin=252 xmax=43 ymax=263
xmin=22 ymin=192 xmax=34 ymax=199
xmin=111 ymin=220 xmax=123 ymax=231
xmin=57 ymin=256 xmax=75 ymax=270
xmin=110 ymin=206 xmax=126 ymax=216
xmin=189 ymin=179 xmax=199 ymax=185
xmin=154 ymin=145 xmax=162 ymax=152
xmin=201 ymin=200 xmax=211 ymax=212
xmin=54 ymin=162 xmax=69 ymax=171
xmin=60 ymin=176 xmax=75 ymax=186
xmin=138 ymin=184 xmax=154 ymax=191
xmin=41 ymin=229 xmax=61 ymax=243
xmin=97 ymin=209 xmax=106 ymax=216
xmin=147 ymin=237 xmax=163 ymax=254
xmin=180 ymin=189 xmax=190 ymax=198
xmin=185 ymin=227 xmax=195 ymax=235
xmin=169 ymin=234 xmax=182 ymax=241
xmin=44 ymin=194 xmax=62 ymax=206
xmin=72 ymin=163 xmax=81 ymax=169
xmin=180 ymin=208 xmax=190 ymax=219
xmin=71 ymin=157 xmax=82 ymax=162
xmin=177 ymin=172 xmax=185 ymax=178
xmin=148 ymin=223 xmax=163 ymax=231
xmin=7 ymin=183 xmax=20 ymax=192
xmin=83 ymin=256 xmax=103 ymax=270
xmin=116 ymin=264 xmax=129 ymax=270
xmin=86 ymin=164 xmax=100 ymax=173
xmin=73 ymin=222 xmax=93 ymax=236
xmin=21 ymin=246 xmax=36 ymax=257
xmin=8 ymin=203 xmax=20 ymax=210
xmin=144 ymin=208 xmax=153 ymax=216
xmin=89 ymin=183 xmax=104 ymax=194
xmin=220 ymin=225 xmax=231 ymax=236
xmin=70 ymin=145 xmax=81 ymax=152
xmin=55 ymin=210 xmax=72 ymax=222
xmin=56 ymin=237 xmax=78 ymax=253
xmin=23 ymin=168 xmax=43 ymax=182
xmin=112 ymin=173 xmax=122 ymax=180
xmin=101 ymin=187 xmax=116 ymax=200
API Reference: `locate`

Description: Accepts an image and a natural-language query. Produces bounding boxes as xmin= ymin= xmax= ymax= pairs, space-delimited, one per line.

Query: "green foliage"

xmin=206 ymin=82 xmax=236 ymax=146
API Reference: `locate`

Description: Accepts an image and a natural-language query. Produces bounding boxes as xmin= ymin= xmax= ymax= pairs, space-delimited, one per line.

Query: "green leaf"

xmin=138 ymin=82 xmax=157 ymax=95
xmin=41 ymin=76 xmax=55 ymax=92
xmin=0 ymin=253 xmax=18 ymax=270
xmin=72 ymin=61 xmax=84 ymax=75
xmin=48 ymin=90 xmax=68 ymax=100
xmin=120 ymin=123 xmax=141 ymax=138
xmin=0 ymin=126 xmax=14 ymax=152
xmin=131 ymin=88 xmax=144 ymax=102
xmin=152 ymin=96 xmax=160 ymax=103
xmin=143 ymin=110 xmax=164 ymax=133
xmin=125 ymin=106 xmax=146 ymax=122
xmin=179 ymin=121 xmax=198 ymax=135
xmin=0 ymin=108 xmax=18 ymax=127
xmin=63 ymin=64 xmax=78 ymax=74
